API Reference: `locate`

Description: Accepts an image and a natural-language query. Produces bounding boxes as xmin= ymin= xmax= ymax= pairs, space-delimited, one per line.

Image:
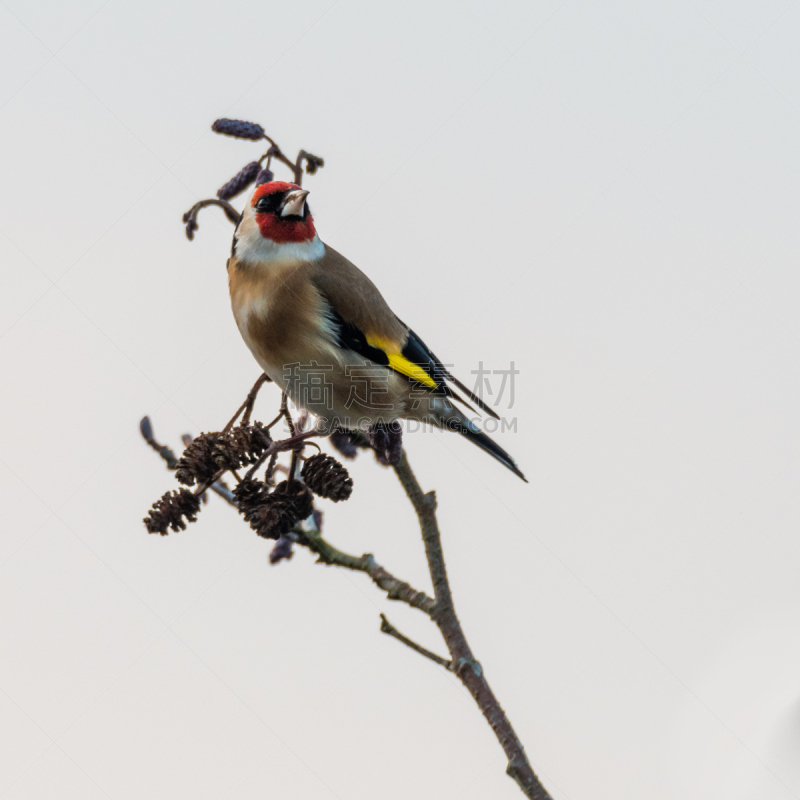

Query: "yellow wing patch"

xmin=387 ymin=353 xmax=437 ymax=387
xmin=366 ymin=334 xmax=438 ymax=389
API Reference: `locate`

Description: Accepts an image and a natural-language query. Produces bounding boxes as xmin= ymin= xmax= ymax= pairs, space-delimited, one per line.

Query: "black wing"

xmin=399 ymin=324 xmax=500 ymax=420
xmin=322 ymin=301 xmax=500 ymax=420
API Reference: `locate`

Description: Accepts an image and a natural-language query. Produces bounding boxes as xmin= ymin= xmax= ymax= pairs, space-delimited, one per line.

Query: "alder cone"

xmin=233 ymin=477 xmax=269 ymax=513
xmin=301 ymin=453 xmax=353 ymax=501
xmin=236 ymin=479 xmax=313 ymax=539
xmin=144 ymin=488 xmax=201 ymax=535
xmin=175 ymin=425 xmax=271 ymax=487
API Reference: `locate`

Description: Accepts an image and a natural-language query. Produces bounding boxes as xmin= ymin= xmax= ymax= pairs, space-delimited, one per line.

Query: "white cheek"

xmin=235 ymin=213 xmax=324 ymax=265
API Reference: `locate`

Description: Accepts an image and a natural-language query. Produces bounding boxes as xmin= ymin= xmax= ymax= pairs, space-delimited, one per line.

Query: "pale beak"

xmin=280 ymin=189 xmax=309 ymax=218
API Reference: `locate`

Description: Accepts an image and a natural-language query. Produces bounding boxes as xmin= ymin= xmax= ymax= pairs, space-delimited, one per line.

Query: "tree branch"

xmin=379 ymin=614 xmax=452 ymax=670
xmin=223 ymin=373 xmax=269 ymax=433
xmin=263 ymin=139 xmax=304 ymax=185
xmin=300 ymin=530 xmax=437 ymax=615
xmin=148 ymin=114 xmax=551 ymax=796
xmin=142 ymin=415 xmax=550 ymax=798
xmin=141 ymin=419 xmax=437 ymax=615
xmin=181 ymin=127 xmax=325 ymax=241
xmin=261 ymin=139 xmax=324 ymax=186
xmin=392 ymin=452 xmax=552 ymax=800
xmin=140 ymin=417 xmax=233 ymax=503
xmin=182 ymin=197 xmax=241 ymax=239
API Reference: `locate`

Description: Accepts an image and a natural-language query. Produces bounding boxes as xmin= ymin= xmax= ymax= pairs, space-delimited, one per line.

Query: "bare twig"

xmin=141 ymin=416 xmax=179 ymax=468
xmin=141 ymin=420 xmax=437 ymax=612
xmin=182 ymin=127 xmax=325 ymax=241
xmin=141 ymin=408 xmax=549 ymax=798
xmin=182 ymin=198 xmax=241 ymax=239
xmin=280 ymin=391 xmax=296 ymax=437
xmin=301 ymin=533 xmax=437 ymax=615
xmin=392 ymin=452 xmax=551 ymax=800
xmin=264 ymin=450 xmax=280 ymax=485
xmin=140 ymin=416 xmax=234 ymax=504
xmin=223 ymin=373 xmax=269 ymax=433
xmin=209 ymin=480 xmax=237 ymax=506
xmin=379 ymin=614 xmax=452 ymax=670
xmin=263 ymin=140 xmax=303 ymax=185
xmin=260 ymin=139 xmax=324 ymax=186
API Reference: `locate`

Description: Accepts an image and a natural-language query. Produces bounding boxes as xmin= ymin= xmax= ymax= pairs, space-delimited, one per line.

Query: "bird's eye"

xmin=255 ymin=193 xmax=283 ymax=214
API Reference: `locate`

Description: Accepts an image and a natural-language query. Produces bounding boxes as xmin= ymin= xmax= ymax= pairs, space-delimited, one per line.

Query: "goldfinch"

xmin=227 ymin=180 xmax=525 ymax=481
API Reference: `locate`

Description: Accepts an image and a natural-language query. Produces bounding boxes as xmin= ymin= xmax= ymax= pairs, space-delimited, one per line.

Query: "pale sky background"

xmin=2 ymin=1 xmax=800 ymax=798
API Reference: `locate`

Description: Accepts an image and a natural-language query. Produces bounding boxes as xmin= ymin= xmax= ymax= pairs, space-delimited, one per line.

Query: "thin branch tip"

xmin=379 ymin=614 xmax=452 ymax=671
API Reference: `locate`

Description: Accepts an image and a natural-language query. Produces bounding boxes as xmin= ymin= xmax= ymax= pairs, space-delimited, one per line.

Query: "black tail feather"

xmin=398 ymin=323 xmax=500 ymax=421
xmin=451 ymin=418 xmax=527 ymax=482
xmin=447 ymin=374 xmax=501 ymax=421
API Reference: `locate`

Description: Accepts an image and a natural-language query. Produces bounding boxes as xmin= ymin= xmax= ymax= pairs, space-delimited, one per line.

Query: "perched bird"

xmin=227 ymin=180 xmax=525 ymax=480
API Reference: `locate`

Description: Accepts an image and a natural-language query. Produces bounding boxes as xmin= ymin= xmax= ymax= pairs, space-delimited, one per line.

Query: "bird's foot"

xmin=367 ymin=421 xmax=403 ymax=466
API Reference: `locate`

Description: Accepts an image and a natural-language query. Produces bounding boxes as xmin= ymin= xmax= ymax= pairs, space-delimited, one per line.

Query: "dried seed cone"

xmin=211 ymin=118 xmax=265 ymax=140
xmin=233 ymin=476 xmax=268 ymax=514
xmin=301 ymin=453 xmax=353 ymax=502
xmin=235 ymin=479 xmax=313 ymax=540
xmin=175 ymin=425 xmax=271 ymax=487
xmin=228 ymin=422 xmax=272 ymax=465
xmin=175 ymin=432 xmax=230 ymax=486
xmin=144 ymin=488 xmax=201 ymax=535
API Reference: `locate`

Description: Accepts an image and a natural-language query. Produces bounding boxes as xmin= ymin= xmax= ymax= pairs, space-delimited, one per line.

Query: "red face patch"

xmin=250 ymin=181 xmax=300 ymax=204
xmin=252 ymin=182 xmax=317 ymax=244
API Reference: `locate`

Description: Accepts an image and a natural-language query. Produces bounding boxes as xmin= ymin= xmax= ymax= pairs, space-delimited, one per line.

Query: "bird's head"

xmin=250 ymin=181 xmax=316 ymax=244
xmin=233 ymin=180 xmax=322 ymax=265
